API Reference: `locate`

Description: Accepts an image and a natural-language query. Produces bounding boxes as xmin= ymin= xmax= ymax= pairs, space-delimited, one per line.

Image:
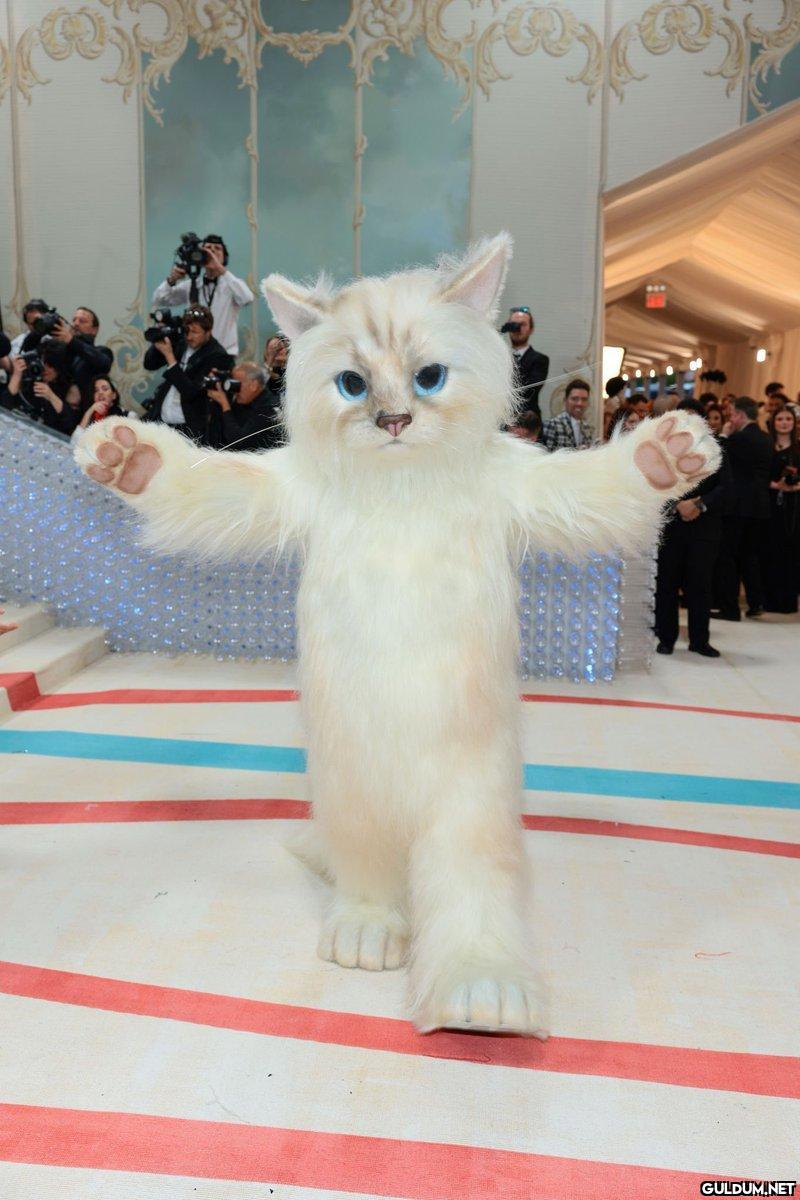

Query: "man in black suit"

xmin=655 ymin=400 xmax=732 ymax=658
xmin=713 ymin=395 xmax=772 ymax=620
xmin=141 ymin=304 xmax=233 ymax=444
xmin=505 ymin=308 xmax=549 ymax=415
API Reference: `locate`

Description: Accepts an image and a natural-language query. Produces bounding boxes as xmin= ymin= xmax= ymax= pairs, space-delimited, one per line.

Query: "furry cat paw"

xmin=318 ymin=904 xmax=408 ymax=971
xmin=417 ymin=976 xmax=547 ymax=1037
xmin=633 ymin=412 xmax=719 ymax=492
xmin=79 ymin=420 xmax=162 ymax=496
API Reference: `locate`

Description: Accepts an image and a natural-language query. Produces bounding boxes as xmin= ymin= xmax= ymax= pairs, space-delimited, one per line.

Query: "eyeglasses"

xmin=510 ymin=307 xmax=531 ymax=314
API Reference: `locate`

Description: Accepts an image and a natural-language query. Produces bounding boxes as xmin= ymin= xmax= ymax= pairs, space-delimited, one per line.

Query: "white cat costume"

xmin=76 ymin=235 xmax=719 ymax=1036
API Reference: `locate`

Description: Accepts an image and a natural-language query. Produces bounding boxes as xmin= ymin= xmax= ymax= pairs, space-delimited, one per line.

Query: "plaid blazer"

xmin=540 ymin=410 xmax=594 ymax=452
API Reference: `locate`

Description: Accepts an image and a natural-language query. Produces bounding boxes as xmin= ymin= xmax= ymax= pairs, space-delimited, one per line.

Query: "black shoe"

xmin=689 ymin=644 xmax=721 ymax=658
xmin=745 ymin=607 xmax=763 ymax=619
xmin=710 ymin=610 xmax=741 ymax=622
xmin=656 ymin=642 xmax=674 ymax=655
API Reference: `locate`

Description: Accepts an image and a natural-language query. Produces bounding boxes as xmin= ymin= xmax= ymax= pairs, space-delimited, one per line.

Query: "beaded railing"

xmin=0 ymin=410 xmax=655 ymax=678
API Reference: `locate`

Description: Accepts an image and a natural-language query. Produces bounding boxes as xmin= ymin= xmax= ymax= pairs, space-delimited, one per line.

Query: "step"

xmin=0 ymin=625 xmax=108 ymax=716
xmin=0 ymin=603 xmax=54 ymax=653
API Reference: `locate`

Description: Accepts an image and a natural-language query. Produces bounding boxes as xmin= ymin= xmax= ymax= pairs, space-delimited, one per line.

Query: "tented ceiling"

xmin=604 ymin=99 xmax=800 ymax=371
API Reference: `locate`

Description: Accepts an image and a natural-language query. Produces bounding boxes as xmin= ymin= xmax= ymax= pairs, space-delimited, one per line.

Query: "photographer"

xmin=152 ymin=234 xmax=253 ymax=355
xmin=141 ymin=305 xmax=232 ymax=444
xmin=49 ymin=307 xmax=114 ymax=404
xmin=207 ymin=362 xmax=283 ymax=453
xmin=1 ymin=349 xmax=81 ymax=435
xmin=7 ymin=299 xmax=50 ymax=359
xmin=263 ymin=334 xmax=288 ymax=399
xmin=502 ymin=307 xmax=549 ymax=416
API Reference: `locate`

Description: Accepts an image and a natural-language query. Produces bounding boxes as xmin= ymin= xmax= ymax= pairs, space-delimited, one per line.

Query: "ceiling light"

xmin=649 ymin=369 xmax=656 ymax=378
xmin=756 ymin=348 xmax=767 ymax=363
xmin=635 ymin=369 xmax=642 ymax=378
xmin=666 ymin=365 xmax=674 ymax=374
xmin=621 ymin=373 xmax=628 ymax=382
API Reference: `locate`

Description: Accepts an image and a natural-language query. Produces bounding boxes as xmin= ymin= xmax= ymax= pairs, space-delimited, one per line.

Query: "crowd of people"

xmin=2 ymin=268 xmax=798 ymax=641
xmin=502 ymin=308 xmax=800 ymax=644
xmin=0 ymin=236 xmax=284 ymax=453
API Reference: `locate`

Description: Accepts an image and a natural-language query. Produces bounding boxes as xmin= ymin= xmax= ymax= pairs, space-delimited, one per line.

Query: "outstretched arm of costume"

xmin=74 ymin=417 xmax=308 ymax=561
xmin=503 ymin=411 xmax=721 ymax=557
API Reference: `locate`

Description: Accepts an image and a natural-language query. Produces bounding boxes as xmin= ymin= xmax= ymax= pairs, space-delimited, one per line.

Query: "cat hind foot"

xmin=416 ymin=973 xmax=547 ymax=1038
xmin=318 ymin=903 xmax=409 ymax=971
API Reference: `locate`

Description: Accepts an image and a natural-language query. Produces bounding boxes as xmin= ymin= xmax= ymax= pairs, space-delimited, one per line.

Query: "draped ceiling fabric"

xmin=604 ymin=98 xmax=800 ymax=395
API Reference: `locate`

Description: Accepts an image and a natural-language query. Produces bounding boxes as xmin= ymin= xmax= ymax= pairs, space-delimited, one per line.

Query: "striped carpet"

xmin=0 ymin=620 xmax=798 ymax=1198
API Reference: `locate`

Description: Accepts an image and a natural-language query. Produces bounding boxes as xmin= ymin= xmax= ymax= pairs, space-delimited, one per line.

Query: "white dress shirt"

xmin=152 ymin=270 xmax=253 ymax=355
xmin=161 ymin=347 xmax=195 ymax=425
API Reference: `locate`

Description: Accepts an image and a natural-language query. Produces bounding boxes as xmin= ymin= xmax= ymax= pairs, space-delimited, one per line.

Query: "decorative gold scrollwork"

xmin=478 ymin=3 xmax=603 ymax=105
xmin=746 ymin=0 xmax=800 ymax=115
xmin=609 ymin=0 xmax=745 ymax=100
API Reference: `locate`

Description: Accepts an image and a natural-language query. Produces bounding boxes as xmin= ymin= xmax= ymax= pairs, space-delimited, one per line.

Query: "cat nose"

xmin=376 ymin=411 xmax=412 ymax=438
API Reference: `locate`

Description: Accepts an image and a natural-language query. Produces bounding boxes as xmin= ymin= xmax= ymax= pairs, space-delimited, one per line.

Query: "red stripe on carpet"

xmin=0 ymin=672 xmax=42 ymax=710
xmin=1 ymin=961 xmax=797 ymax=1099
xmin=25 ymin=686 xmax=299 ymax=710
xmin=7 ymin=679 xmax=798 ymax=724
xmin=0 ymin=798 xmax=312 ymax=824
xmin=0 ymin=1103 xmax=737 ymax=1197
xmin=520 ymin=814 xmax=800 ymax=859
xmin=520 ymin=692 xmax=800 ymax=724
xmin=1 ymin=799 xmax=798 ymax=860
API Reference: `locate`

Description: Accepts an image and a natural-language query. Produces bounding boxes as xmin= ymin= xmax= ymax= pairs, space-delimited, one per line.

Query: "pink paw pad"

xmin=85 ymin=425 xmax=162 ymax=495
xmin=633 ymin=414 xmax=711 ymax=492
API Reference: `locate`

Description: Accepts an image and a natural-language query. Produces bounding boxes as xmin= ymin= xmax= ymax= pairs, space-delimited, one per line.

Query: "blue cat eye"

xmin=336 ymin=370 xmax=368 ymax=402
xmin=413 ymin=363 xmax=448 ymax=397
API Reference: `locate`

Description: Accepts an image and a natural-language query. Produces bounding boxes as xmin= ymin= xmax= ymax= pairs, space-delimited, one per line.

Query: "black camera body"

xmin=20 ymin=349 xmax=44 ymax=383
xmin=32 ymin=307 xmax=65 ymax=337
xmin=500 ymin=321 xmax=522 ymax=334
xmin=203 ymin=371 xmax=241 ymax=398
xmin=144 ymin=308 xmax=184 ymax=345
xmin=782 ymin=465 xmax=798 ymax=487
xmin=175 ymin=232 xmax=207 ymax=279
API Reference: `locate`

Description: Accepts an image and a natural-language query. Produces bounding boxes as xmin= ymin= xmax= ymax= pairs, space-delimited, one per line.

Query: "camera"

xmin=144 ymin=308 xmax=184 ymax=344
xmin=175 ymin=232 xmax=207 ymax=279
xmin=500 ymin=321 xmax=522 ymax=334
xmin=20 ymin=349 xmax=44 ymax=383
xmin=15 ymin=350 xmax=46 ymax=420
xmin=31 ymin=306 xmax=66 ymax=338
xmin=203 ymin=370 xmax=241 ymax=398
xmin=781 ymin=465 xmax=798 ymax=487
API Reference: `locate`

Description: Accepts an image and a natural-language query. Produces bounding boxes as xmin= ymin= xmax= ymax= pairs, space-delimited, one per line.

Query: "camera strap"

xmin=201 ymin=277 xmax=219 ymax=309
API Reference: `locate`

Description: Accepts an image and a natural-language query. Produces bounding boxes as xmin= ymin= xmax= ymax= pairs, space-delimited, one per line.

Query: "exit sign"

xmin=646 ymin=283 xmax=667 ymax=309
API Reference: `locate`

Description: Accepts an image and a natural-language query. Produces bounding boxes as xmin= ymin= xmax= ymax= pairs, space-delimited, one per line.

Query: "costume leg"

xmin=310 ymin=754 xmax=409 ymax=972
xmin=407 ymin=742 xmax=542 ymax=1035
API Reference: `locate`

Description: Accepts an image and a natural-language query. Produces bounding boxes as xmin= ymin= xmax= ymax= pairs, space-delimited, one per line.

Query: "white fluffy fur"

xmin=75 ymin=234 xmax=720 ymax=1035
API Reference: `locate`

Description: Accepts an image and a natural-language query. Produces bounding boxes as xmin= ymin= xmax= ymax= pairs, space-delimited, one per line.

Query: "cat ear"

xmin=438 ymin=232 xmax=513 ymax=320
xmin=261 ymin=273 xmax=330 ymax=339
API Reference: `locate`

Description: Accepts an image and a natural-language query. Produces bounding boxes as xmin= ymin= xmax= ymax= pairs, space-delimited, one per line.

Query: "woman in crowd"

xmin=607 ymin=406 xmax=641 ymax=437
xmin=76 ymin=375 xmax=125 ymax=431
xmin=764 ymin=405 xmax=800 ymax=613
xmin=705 ymin=404 xmax=724 ymax=436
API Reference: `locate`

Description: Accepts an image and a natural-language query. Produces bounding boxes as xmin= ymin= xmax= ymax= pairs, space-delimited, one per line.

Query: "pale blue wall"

xmin=142 ymin=32 xmax=472 ymax=366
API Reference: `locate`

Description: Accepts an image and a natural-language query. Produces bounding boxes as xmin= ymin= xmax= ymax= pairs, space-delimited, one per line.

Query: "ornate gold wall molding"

xmin=609 ymin=0 xmax=745 ymax=100
xmin=746 ymin=0 xmax=800 ymax=114
xmin=14 ymin=6 xmax=138 ymax=102
xmin=477 ymin=3 xmax=603 ymax=106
